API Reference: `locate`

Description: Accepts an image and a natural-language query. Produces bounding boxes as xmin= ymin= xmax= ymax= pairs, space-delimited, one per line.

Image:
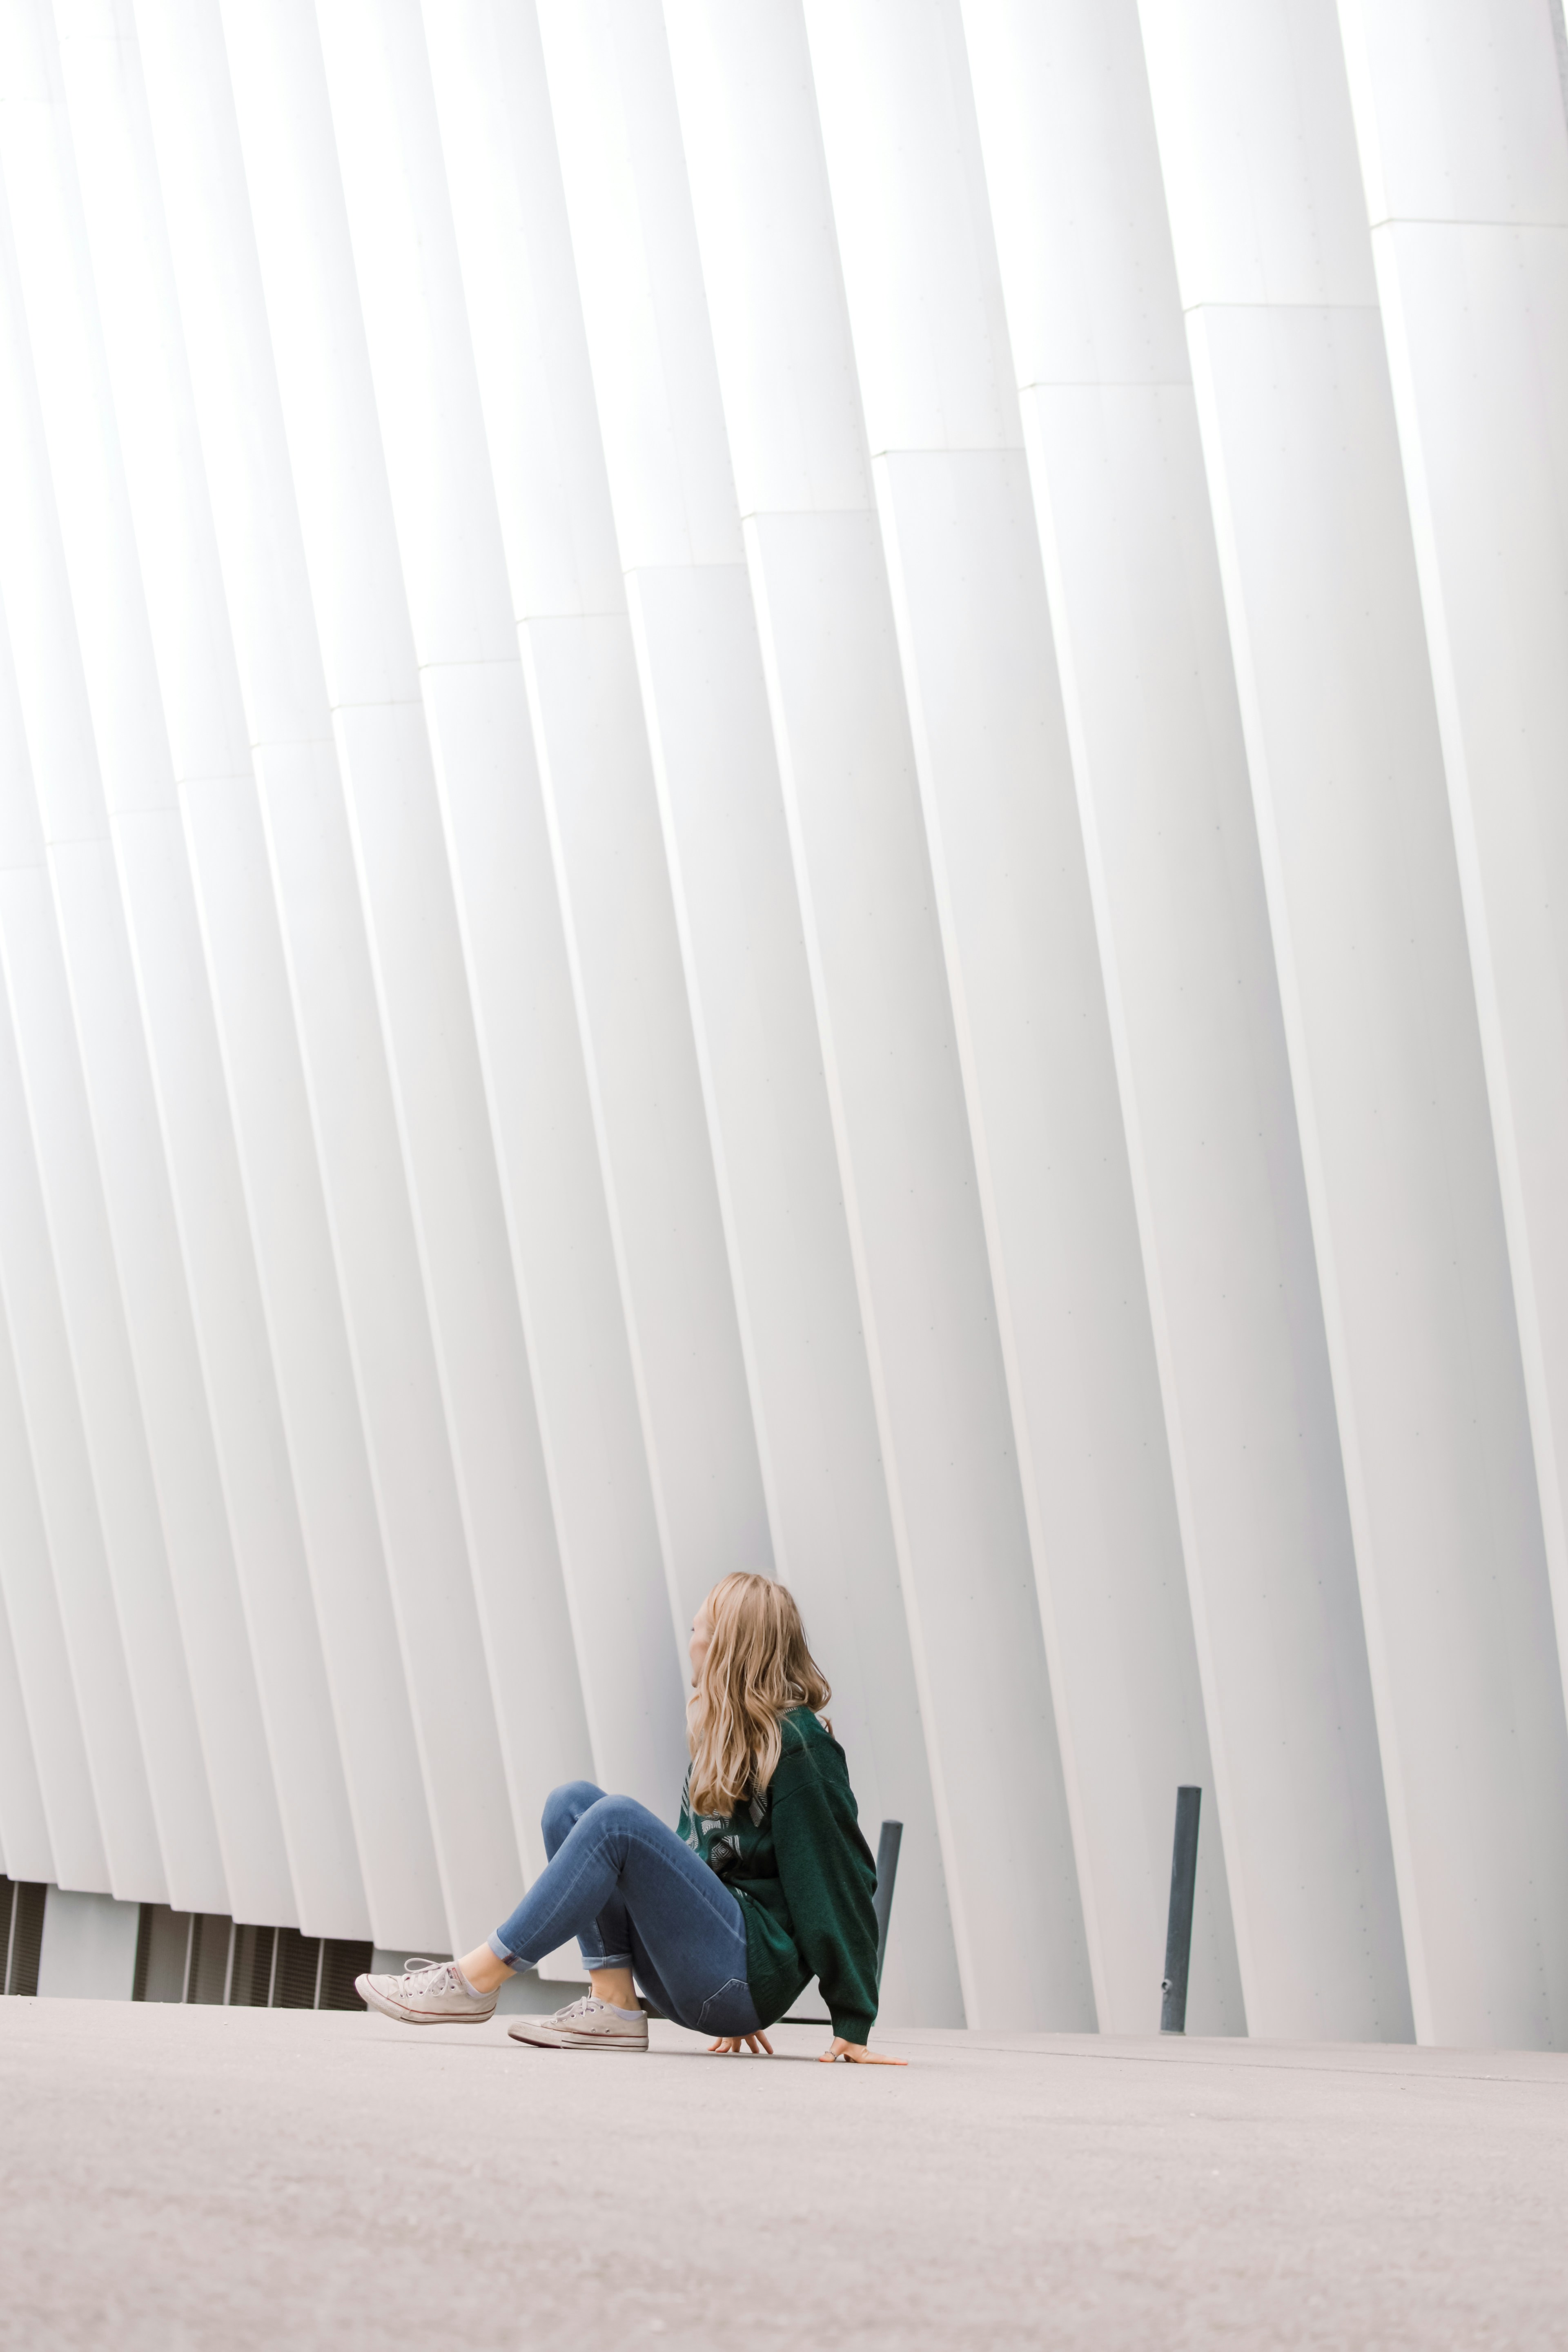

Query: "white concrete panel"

xmin=0 ymin=1503 xmax=53 ymax=1885
xmin=51 ymin=837 xmax=296 ymax=1927
xmin=535 ymin=4 xmax=742 ymax=577
xmin=629 ymin=561 xmax=965 ymax=2025
xmin=0 ymin=635 xmax=119 ymax=1897
xmin=0 ymin=990 xmax=106 ymax=1894
xmin=804 ymin=0 xmax=1236 ymax=2030
xmin=1136 ymin=0 xmax=1375 ymax=308
xmin=960 ymin=0 xmax=1407 ymax=2037
xmin=111 ymin=813 xmax=368 ymax=1938
xmin=1337 ymin=0 xmax=1568 ymax=1742
xmin=666 ymin=0 xmax=1072 ymax=2029
xmin=50 ymin=0 xmax=370 ymax=1936
xmin=0 ymin=174 xmax=221 ymax=1918
xmin=1141 ymin=0 xmax=1568 ymax=2043
xmin=131 ymin=0 xmax=444 ymax=1951
xmin=419 ymin=0 xmax=771 ymax=1636
xmin=37 ymin=1883 xmax=138 ymax=1997
xmin=518 ymin=616 xmax=773 ymax=1626
xmin=330 ymin=692 xmax=594 ymax=1858
xmin=880 ymin=447 xmax=1216 ymax=2029
xmin=310 ymin=0 xmax=684 ymax=1806
xmin=218 ymin=0 xmax=583 ymax=1924
xmin=750 ymin=507 xmax=1067 ymax=2030
xmin=0 ymin=869 xmax=210 ymax=1909
xmin=0 ymin=1317 xmax=64 ymax=1890
xmin=417 ymin=657 xmax=689 ymax=1802
xmin=800 ymin=0 xmax=1018 ymax=458
xmin=416 ymin=0 xmax=624 ymax=624
xmin=0 ymin=0 xmax=295 ymax=1927
xmin=246 ymin=741 xmax=458 ymax=1946
xmin=659 ymin=6 xmax=871 ymax=522
xmin=1339 ymin=0 xmax=1568 ymax=225
xmin=539 ymin=0 xmax=967 ymax=2023
xmin=958 ymin=0 xmax=1189 ymax=392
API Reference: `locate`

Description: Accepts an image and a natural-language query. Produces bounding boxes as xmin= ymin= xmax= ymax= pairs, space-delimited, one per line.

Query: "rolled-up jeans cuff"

xmin=487 ymin=1928 xmax=638 ymax=1973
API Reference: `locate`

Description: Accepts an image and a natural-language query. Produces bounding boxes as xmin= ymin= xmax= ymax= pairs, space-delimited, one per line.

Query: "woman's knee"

xmin=580 ymin=1791 xmax=657 ymax=1848
xmin=541 ymin=1780 xmax=603 ymax=1849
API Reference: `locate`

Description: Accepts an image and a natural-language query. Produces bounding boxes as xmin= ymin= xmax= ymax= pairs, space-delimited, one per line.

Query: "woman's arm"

xmin=769 ymin=1733 xmax=900 ymax=2060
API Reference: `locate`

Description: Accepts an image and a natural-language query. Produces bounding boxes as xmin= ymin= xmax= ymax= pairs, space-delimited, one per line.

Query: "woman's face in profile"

xmin=689 ymin=1599 xmax=713 ymax=1687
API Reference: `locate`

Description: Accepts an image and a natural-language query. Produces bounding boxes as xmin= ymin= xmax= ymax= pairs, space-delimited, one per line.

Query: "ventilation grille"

xmin=229 ymin=1922 xmax=276 ymax=2007
xmin=132 ymin=1903 xmax=193 ymax=2002
xmin=274 ymin=1927 xmax=319 ymax=2010
xmin=318 ymin=1938 xmax=372 ymax=2011
xmin=188 ymin=1914 xmax=232 ymax=2004
xmin=129 ymin=1905 xmax=370 ymax=2009
xmin=1 ymin=1876 xmax=47 ymax=1997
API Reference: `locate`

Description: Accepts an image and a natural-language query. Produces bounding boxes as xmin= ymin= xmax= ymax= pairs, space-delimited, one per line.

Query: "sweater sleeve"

xmin=769 ymin=1731 xmax=880 ymax=2044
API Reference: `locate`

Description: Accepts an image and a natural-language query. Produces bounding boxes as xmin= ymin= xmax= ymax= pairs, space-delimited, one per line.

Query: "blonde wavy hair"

xmin=687 ymin=1572 xmax=831 ymax=1817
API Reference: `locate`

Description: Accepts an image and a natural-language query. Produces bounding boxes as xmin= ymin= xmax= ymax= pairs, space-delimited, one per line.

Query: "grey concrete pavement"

xmin=2 ymin=2001 xmax=1563 ymax=2348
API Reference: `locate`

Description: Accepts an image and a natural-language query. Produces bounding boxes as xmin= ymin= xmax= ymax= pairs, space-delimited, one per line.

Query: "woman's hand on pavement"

xmin=703 ymin=2029 xmax=905 ymax=2062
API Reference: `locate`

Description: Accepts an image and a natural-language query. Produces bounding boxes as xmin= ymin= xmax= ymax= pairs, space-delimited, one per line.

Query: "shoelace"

xmin=548 ymin=1996 xmax=634 ymax=2024
xmin=399 ymin=1958 xmax=458 ymax=1995
xmin=549 ymin=1996 xmax=645 ymax=2026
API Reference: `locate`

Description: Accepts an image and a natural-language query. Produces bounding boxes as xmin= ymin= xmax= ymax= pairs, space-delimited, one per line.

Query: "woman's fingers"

xmin=712 ymin=2029 xmax=904 ymax=2061
xmin=819 ymin=2037 xmax=908 ymax=2065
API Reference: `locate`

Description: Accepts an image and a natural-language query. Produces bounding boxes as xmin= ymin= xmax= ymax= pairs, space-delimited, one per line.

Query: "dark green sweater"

xmin=677 ymin=1707 xmax=880 ymax=2043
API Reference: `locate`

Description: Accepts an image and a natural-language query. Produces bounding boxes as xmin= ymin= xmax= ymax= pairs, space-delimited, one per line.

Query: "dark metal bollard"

xmin=872 ymin=1820 xmax=902 ymax=1988
xmin=1160 ymin=1786 xmax=1201 ymax=2033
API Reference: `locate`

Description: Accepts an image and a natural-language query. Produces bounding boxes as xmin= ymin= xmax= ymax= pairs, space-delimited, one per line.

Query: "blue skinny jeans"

xmin=488 ymin=1782 xmax=762 ymax=2038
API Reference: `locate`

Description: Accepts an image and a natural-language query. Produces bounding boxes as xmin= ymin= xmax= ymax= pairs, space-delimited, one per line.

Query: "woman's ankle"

xmin=458 ymin=1944 xmax=512 ymax=1996
xmin=589 ymin=1966 xmax=639 ymax=2012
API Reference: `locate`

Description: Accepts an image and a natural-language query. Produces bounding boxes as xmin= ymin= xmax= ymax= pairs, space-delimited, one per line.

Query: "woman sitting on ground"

xmin=356 ymin=1571 xmax=905 ymax=2065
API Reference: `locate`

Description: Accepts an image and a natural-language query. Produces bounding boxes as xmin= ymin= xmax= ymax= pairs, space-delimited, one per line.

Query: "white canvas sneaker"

xmin=507 ymin=1996 xmax=649 ymax=2052
xmin=355 ymin=1958 xmax=498 ymax=2026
